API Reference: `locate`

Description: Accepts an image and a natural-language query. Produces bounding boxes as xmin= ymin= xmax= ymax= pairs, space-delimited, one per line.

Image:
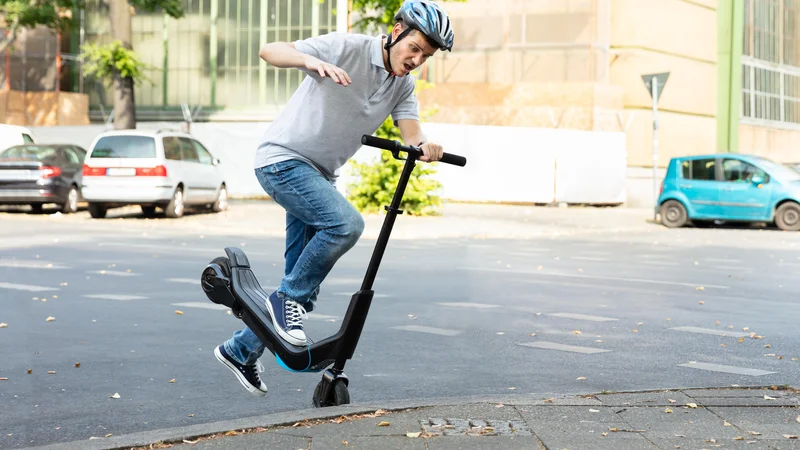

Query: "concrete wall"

xmin=739 ymin=123 xmax=800 ymax=163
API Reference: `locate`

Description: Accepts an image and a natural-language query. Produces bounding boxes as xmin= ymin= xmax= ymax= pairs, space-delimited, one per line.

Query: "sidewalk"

xmin=32 ymin=387 xmax=799 ymax=450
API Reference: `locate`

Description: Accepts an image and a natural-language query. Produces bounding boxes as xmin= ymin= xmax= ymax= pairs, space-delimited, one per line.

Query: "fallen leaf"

xmin=609 ymin=427 xmax=620 ymax=432
xmin=738 ymin=337 xmax=745 ymax=343
xmin=601 ymin=432 xmax=608 ymax=436
xmin=496 ymin=332 xmax=505 ymax=335
xmin=749 ymin=431 xmax=762 ymax=436
xmin=406 ymin=432 xmax=421 ymax=438
xmin=686 ymin=403 xmax=698 ymax=408
xmin=696 ymin=286 xmax=705 ymax=291
xmin=733 ymin=436 xmax=744 ymax=440
xmin=724 ymin=421 xmax=731 ymax=426
xmin=45 ymin=316 xmax=56 ymax=322
xmin=27 ymin=369 xmax=32 ymax=374
xmin=576 ymin=377 xmax=586 ymax=380
xmin=0 ymin=323 xmax=7 ymax=328
xmin=668 ymin=399 xmax=677 ymax=404
xmin=765 ymin=354 xmax=777 ymax=357
xmin=544 ymin=398 xmax=555 ymax=403
xmin=495 ymin=403 xmax=504 ymax=408
xmin=110 ymin=393 xmax=121 ymax=399
xmin=698 ymin=301 xmax=704 ymax=305
xmin=589 ymin=409 xmax=599 ymax=413
xmin=764 ymin=344 xmax=772 ymax=348
xmin=508 ymin=387 xmax=516 ymax=390
xmin=175 ymin=310 xmax=184 ymax=315
xmin=169 ymin=379 xmax=176 ymax=383
xmin=665 ymin=408 xmax=673 ymax=413
xmin=716 ymin=320 xmax=720 ymax=325
xmin=48 ymin=371 xmax=56 ymax=374
xmin=105 ymin=434 xmax=112 ymax=438
xmin=183 ymin=439 xmax=199 ymax=444
xmin=529 ymin=333 xmax=537 ymax=337
xmin=796 ymin=416 xmax=800 ymax=424
xmin=784 ymin=435 xmax=799 ymax=439
xmin=377 ymin=421 xmax=390 ymax=427
xmin=74 ymin=363 xmax=80 ymax=368
xmin=720 ymin=344 xmax=727 ymax=347
xmin=342 ymin=440 xmax=348 ymax=446
xmin=742 ymin=327 xmax=749 ymax=331
xmin=0 ymin=378 xmax=7 ymax=381
xmin=188 ymin=414 xmax=194 ymax=417
xmin=764 ymin=395 xmax=776 ymax=400
xmin=573 ymin=330 xmax=582 ymax=335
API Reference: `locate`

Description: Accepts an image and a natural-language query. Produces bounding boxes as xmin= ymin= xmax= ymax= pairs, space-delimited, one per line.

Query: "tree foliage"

xmin=79 ymin=40 xmax=154 ymax=85
xmin=350 ymin=0 xmax=466 ymax=33
xmin=0 ymin=0 xmax=80 ymax=54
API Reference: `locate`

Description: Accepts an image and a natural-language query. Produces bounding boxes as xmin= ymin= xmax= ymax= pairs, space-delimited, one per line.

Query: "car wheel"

xmin=141 ymin=205 xmax=157 ymax=217
xmin=61 ymin=185 xmax=79 ymax=214
xmin=775 ymin=202 xmax=800 ymax=231
xmin=212 ymin=185 xmax=228 ymax=212
xmin=164 ymin=188 xmax=184 ymax=218
xmin=660 ymin=200 xmax=688 ymax=228
xmin=88 ymin=203 xmax=107 ymax=219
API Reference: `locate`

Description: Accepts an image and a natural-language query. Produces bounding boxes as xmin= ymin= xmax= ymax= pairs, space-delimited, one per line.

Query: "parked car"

xmin=657 ymin=154 xmax=800 ymax=231
xmin=0 ymin=143 xmax=87 ymax=213
xmin=81 ymin=129 xmax=228 ymax=219
xmin=790 ymin=162 xmax=800 ymax=173
xmin=0 ymin=124 xmax=36 ymax=151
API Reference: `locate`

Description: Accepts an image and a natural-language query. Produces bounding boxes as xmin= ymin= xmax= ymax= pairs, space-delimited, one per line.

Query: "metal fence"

xmin=741 ymin=0 xmax=800 ymax=128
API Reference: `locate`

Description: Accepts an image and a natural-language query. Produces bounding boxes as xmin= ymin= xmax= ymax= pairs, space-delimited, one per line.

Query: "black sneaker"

xmin=214 ymin=345 xmax=267 ymax=396
xmin=265 ymin=291 xmax=308 ymax=346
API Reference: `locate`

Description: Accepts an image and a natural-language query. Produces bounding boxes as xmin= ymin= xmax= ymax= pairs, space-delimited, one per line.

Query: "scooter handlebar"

xmin=361 ymin=135 xmax=467 ymax=167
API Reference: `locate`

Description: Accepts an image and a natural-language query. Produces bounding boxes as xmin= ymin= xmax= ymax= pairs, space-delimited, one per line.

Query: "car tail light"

xmin=41 ymin=166 xmax=62 ymax=179
xmin=83 ymin=165 xmax=106 ymax=176
xmin=659 ymin=180 xmax=664 ymax=195
xmin=136 ymin=165 xmax=167 ymax=177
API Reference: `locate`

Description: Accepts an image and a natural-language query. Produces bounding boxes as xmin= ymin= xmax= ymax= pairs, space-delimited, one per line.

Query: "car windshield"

xmin=752 ymin=156 xmax=800 ymax=182
xmin=0 ymin=145 xmax=57 ymax=161
xmin=91 ymin=136 xmax=156 ymax=158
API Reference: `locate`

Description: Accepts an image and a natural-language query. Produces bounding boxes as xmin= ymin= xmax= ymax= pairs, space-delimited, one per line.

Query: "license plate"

xmin=106 ymin=168 xmax=136 ymax=176
xmin=0 ymin=170 xmax=35 ymax=181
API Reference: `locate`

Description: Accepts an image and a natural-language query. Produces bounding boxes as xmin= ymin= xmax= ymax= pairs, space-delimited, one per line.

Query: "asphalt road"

xmin=1 ymin=203 xmax=798 ymax=449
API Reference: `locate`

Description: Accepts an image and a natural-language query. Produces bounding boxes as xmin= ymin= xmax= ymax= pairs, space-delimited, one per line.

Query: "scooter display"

xmin=201 ymin=134 xmax=467 ymax=407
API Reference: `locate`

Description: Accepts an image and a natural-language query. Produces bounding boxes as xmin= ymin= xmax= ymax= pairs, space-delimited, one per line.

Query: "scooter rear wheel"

xmin=312 ymin=378 xmax=350 ymax=407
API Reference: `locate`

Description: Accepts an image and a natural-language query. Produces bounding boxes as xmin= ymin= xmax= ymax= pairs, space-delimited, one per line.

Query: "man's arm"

xmin=397 ymin=119 xmax=442 ymax=162
xmin=259 ymin=42 xmax=351 ymax=86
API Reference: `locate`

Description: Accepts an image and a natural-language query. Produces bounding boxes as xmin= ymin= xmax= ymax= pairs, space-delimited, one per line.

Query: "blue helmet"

xmin=393 ymin=0 xmax=455 ymax=51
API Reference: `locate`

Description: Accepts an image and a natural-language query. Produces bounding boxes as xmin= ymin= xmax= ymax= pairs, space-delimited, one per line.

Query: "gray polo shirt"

xmin=254 ymin=32 xmax=420 ymax=181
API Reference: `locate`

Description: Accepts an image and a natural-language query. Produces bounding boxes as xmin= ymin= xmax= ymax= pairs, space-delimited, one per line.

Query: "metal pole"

xmin=163 ymin=13 xmax=169 ymax=108
xmin=209 ymin=0 xmax=218 ymax=107
xmin=651 ymin=81 xmax=659 ymax=220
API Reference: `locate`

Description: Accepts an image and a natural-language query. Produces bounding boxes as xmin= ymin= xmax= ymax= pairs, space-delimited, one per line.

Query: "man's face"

xmin=390 ymin=26 xmax=439 ymax=77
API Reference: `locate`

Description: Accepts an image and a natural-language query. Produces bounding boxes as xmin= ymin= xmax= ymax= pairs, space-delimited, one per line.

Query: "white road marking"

xmin=172 ymin=302 xmax=227 ymax=310
xmin=88 ymin=270 xmax=140 ymax=277
xmin=437 ymin=302 xmax=500 ymax=310
xmin=570 ymin=256 xmax=609 ymax=262
xmin=333 ymin=292 xmax=390 ymax=298
xmin=0 ymin=260 xmax=68 ymax=269
xmin=0 ymin=282 xmax=59 ymax=292
xmin=639 ymin=261 xmax=680 ymax=267
xmin=391 ymin=325 xmax=462 ymax=336
xmin=167 ymin=278 xmax=198 ymax=284
xmin=669 ymin=326 xmax=750 ymax=338
xmin=547 ymin=313 xmax=618 ymax=322
xmin=705 ymin=258 xmax=743 ymax=264
xmin=678 ymin=362 xmax=776 ymax=376
xmin=84 ymin=294 xmax=147 ymax=301
xmin=519 ymin=341 xmax=610 ymax=354
xmin=458 ymin=266 xmax=729 ymax=290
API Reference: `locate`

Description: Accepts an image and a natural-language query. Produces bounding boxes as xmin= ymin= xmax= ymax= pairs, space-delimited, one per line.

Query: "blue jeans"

xmin=223 ymin=159 xmax=365 ymax=365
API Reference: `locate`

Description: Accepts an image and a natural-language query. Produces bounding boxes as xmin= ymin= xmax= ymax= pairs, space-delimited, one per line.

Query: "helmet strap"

xmin=384 ymin=26 xmax=414 ymax=76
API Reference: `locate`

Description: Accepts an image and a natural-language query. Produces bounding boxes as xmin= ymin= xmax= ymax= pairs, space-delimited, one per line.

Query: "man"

xmin=215 ymin=0 xmax=455 ymax=397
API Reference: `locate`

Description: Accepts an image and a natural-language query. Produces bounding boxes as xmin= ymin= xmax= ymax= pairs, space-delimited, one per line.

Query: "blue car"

xmin=656 ymin=154 xmax=800 ymax=231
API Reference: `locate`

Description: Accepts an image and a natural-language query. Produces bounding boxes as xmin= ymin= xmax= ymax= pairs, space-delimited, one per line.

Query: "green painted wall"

xmin=716 ymin=0 xmax=744 ymax=153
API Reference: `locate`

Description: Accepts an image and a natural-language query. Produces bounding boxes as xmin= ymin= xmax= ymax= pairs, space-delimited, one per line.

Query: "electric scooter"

xmin=201 ymin=134 xmax=466 ymax=407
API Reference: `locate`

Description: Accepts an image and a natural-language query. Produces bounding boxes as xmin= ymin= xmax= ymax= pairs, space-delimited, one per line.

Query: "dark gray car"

xmin=0 ymin=144 xmax=87 ymax=213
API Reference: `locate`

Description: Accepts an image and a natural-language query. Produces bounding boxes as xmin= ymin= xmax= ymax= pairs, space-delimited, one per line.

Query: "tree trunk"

xmin=108 ymin=0 xmax=136 ymax=129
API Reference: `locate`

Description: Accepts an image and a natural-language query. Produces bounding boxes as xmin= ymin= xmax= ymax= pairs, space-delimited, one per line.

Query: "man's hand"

xmin=304 ymin=55 xmax=351 ymax=86
xmin=419 ymin=142 xmax=443 ymax=162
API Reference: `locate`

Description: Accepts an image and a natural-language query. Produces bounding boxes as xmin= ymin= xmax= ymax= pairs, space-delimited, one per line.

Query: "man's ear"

xmin=391 ymin=22 xmax=405 ymax=39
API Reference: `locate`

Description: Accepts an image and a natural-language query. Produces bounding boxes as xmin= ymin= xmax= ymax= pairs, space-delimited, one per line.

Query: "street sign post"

xmin=641 ymin=72 xmax=670 ymax=219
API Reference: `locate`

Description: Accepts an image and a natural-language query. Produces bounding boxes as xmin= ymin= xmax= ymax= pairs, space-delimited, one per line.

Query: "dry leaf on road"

xmin=377 ymin=421 xmax=390 ymax=427
xmin=175 ymin=310 xmax=184 ymax=315
xmin=406 ymin=432 xmax=421 ymax=438
xmin=45 ymin=317 xmax=55 ymax=322
xmin=665 ymin=408 xmax=673 ymax=413
xmin=110 ymin=393 xmax=121 ymax=399
xmin=686 ymin=403 xmax=698 ymax=408
xmin=784 ymin=435 xmax=799 ymax=439
xmin=0 ymin=323 xmax=7 ymax=328
xmin=573 ymin=330 xmax=582 ymax=335
xmin=764 ymin=395 xmax=776 ymax=400
xmin=576 ymin=377 xmax=587 ymax=380
xmin=169 ymin=379 xmax=176 ymax=383
xmin=668 ymin=399 xmax=677 ymax=404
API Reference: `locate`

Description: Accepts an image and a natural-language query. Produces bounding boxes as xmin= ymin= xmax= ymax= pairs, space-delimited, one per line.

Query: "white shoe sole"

xmin=265 ymin=299 xmax=308 ymax=347
xmin=214 ymin=347 xmax=267 ymax=397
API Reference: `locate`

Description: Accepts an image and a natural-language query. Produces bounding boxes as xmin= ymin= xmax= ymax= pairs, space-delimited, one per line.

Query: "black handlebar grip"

xmin=361 ymin=134 xmax=398 ymax=151
xmin=440 ymin=153 xmax=467 ymax=167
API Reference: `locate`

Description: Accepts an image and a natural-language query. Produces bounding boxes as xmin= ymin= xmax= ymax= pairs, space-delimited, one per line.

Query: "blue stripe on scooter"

xmin=275 ymin=348 xmax=313 ymax=372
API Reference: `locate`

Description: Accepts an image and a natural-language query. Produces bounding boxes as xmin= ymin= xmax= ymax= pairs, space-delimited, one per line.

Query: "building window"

xmin=742 ymin=0 xmax=800 ymax=127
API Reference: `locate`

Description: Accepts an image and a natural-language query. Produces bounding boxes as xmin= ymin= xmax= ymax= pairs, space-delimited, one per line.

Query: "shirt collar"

xmin=371 ymin=35 xmax=389 ymax=70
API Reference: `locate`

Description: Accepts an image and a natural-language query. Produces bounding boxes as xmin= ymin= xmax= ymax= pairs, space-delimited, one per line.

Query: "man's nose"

xmin=413 ymin=54 xmax=424 ymax=66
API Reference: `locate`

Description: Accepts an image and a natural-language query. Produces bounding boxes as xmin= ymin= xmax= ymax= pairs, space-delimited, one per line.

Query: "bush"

xmin=346 ymin=115 xmax=444 ymax=216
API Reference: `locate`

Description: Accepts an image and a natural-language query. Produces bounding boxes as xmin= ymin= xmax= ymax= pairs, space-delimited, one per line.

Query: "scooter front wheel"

xmin=312 ymin=378 xmax=350 ymax=407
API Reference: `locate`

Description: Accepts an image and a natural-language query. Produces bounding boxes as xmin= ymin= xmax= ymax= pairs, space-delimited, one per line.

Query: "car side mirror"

xmin=213 ymin=158 xmax=221 ymax=166
xmin=751 ymin=175 xmax=764 ymax=185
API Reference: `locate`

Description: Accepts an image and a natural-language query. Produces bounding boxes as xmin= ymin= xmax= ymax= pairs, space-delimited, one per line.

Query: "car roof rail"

xmin=155 ymin=128 xmax=182 ymax=134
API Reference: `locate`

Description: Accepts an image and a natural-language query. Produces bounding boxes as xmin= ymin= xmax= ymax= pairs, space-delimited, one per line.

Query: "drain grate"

xmin=422 ymin=418 xmax=532 ymax=436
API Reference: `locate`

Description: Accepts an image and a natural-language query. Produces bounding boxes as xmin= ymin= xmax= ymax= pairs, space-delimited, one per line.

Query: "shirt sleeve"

xmin=293 ymin=33 xmax=345 ymax=77
xmin=391 ymin=77 xmax=420 ymax=125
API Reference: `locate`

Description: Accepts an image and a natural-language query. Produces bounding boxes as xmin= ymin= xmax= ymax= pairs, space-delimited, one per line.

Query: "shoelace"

xmin=249 ymin=360 xmax=265 ymax=385
xmin=284 ymin=300 xmax=308 ymax=329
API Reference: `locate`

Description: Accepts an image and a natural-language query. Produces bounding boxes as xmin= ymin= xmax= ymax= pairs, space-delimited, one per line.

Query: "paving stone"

xmin=416 ymin=404 xmax=525 ymax=421
xmin=425 ymin=435 xmax=542 ymax=449
xmin=518 ymin=405 xmax=627 ymax=424
xmin=275 ymin=411 xmax=425 ymax=438
xmin=309 ymin=435 xmax=426 ymax=449
xmin=691 ymin=397 xmax=799 ymax=407
xmin=645 ymin=436 xmax=774 ymax=450
xmin=619 ymin=406 xmax=743 ymax=439
xmin=684 ymin=389 xmax=795 ymax=398
xmin=534 ymin=422 xmax=658 ymax=449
